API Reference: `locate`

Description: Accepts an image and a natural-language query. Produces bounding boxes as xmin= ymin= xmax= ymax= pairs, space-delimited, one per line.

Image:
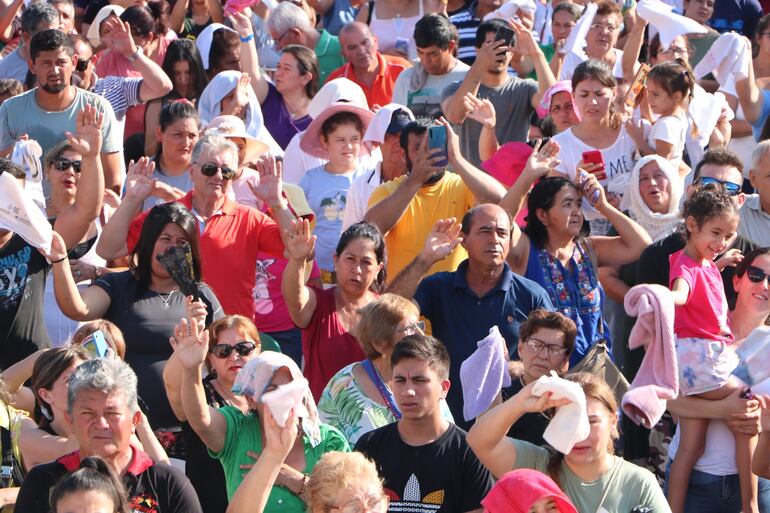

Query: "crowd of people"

xmin=0 ymin=0 xmax=769 ymax=511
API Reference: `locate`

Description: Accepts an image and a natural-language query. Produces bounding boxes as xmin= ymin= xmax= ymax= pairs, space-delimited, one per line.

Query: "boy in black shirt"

xmin=355 ymin=334 xmax=493 ymax=513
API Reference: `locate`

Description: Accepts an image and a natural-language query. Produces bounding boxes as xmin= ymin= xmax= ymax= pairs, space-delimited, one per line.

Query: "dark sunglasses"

xmin=695 ymin=176 xmax=741 ymax=196
xmin=75 ymin=56 xmax=90 ymax=72
xmin=53 ymin=157 xmax=82 ymax=173
xmin=200 ymin=163 xmax=236 ymax=180
xmin=210 ymin=341 xmax=257 ymax=359
xmin=746 ymin=265 xmax=770 ymax=284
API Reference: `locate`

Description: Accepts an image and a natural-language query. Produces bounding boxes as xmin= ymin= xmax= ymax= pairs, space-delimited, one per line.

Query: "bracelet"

xmin=126 ymin=47 xmax=143 ymax=63
xmin=240 ymin=33 xmax=255 ymax=43
xmin=268 ymin=199 xmax=288 ymax=213
xmin=51 ymin=255 xmax=68 ymax=264
xmin=298 ymin=473 xmax=308 ymax=495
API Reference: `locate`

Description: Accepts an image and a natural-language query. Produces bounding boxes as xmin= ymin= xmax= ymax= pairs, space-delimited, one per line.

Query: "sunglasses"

xmin=200 ymin=163 xmax=236 ymax=180
xmin=695 ymin=176 xmax=741 ymax=196
xmin=210 ymin=341 xmax=257 ymax=359
xmin=53 ymin=157 xmax=82 ymax=173
xmin=746 ymin=265 xmax=770 ymax=284
xmin=75 ymin=56 xmax=90 ymax=72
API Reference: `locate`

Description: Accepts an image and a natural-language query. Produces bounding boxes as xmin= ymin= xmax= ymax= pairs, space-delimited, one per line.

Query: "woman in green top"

xmin=468 ymin=372 xmax=670 ymax=513
xmin=174 ymin=316 xmax=349 ymax=513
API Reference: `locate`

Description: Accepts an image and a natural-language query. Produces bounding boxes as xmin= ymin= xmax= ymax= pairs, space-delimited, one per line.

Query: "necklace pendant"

xmin=163 ymin=302 xmax=170 ymax=310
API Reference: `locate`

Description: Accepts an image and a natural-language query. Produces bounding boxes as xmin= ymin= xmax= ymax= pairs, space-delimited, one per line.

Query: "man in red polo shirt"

xmin=326 ymin=22 xmax=410 ymax=110
xmin=96 ymin=136 xmax=295 ymax=318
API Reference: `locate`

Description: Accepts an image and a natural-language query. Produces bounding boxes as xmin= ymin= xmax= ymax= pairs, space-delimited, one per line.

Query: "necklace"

xmin=158 ymin=290 xmax=175 ymax=309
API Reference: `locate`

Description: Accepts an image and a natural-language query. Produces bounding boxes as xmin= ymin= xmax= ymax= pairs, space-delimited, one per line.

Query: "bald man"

xmin=388 ymin=204 xmax=553 ymax=428
xmin=325 ymin=21 xmax=410 ymax=109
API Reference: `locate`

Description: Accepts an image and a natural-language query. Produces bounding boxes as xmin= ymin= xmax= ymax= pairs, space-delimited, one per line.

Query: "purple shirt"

xmin=262 ymin=83 xmax=312 ymax=150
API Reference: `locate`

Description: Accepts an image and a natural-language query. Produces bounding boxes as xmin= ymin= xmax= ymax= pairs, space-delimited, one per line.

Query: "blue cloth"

xmin=524 ymin=240 xmax=611 ymax=366
xmin=414 ymin=260 xmax=553 ymax=428
xmin=750 ymin=89 xmax=770 ymax=141
xmin=322 ymin=0 xmax=360 ymax=36
xmin=708 ymin=0 xmax=763 ymax=37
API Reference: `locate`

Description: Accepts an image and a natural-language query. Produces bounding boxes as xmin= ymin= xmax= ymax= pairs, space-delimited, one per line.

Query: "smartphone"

xmin=495 ymin=25 xmax=516 ymax=47
xmin=427 ymin=125 xmax=448 ymax=167
xmin=625 ymin=63 xmax=650 ymax=109
xmin=82 ymin=330 xmax=110 ymax=358
xmin=582 ymin=150 xmax=607 ymax=181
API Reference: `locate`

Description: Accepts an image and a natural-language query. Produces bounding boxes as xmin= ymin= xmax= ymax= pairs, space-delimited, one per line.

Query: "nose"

xmin=591 ymin=97 xmax=598 ymax=105
xmin=93 ymin=415 xmax=109 ymax=429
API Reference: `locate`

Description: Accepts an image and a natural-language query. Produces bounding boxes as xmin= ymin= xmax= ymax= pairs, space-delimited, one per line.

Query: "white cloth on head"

xmin=0 ymin=171 xmax=52 ymax=253
xmin=196 ymin=23 xmax=238 ymax=70
xmin=86 ymin=5 xmax=125 ymax=47
xmin=197 ymin=70 xmax=283 ymax=155
xmin=363 ymin=104 xmax=414 ymax=151
xmin=483 ymin=0 xmax=537 ymax=22
xmin=636 ymin=0 xmax=707 ymax=50
xmin=261 ymin=378 xmax=311 ymax=427
xmin=693 ymin=32 xmax=750 ymax=86
xmin=531 ymin=372 xmax=590 ymax=454
xmin=562 ymin=2 xmax=597 ymax=56
xmin=459 ymin=326 xmax=512 ymax=422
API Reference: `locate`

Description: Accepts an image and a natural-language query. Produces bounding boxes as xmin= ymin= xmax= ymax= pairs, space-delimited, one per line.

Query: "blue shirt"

xmin=414 ymin=260 xmax=553 ymax=428
xmin=750 ymin=89 xmax=770 ymax=141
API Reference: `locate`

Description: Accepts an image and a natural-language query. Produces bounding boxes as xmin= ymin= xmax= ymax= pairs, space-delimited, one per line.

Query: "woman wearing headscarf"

xmin=482 ymin=469 xmax=578 ymax=513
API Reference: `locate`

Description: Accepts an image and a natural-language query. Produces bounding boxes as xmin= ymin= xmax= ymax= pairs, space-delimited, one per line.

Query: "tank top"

xmin=368 ymin=0 xmax=424 ymax=61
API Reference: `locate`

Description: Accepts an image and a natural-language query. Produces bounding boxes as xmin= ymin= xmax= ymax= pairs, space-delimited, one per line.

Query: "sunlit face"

xmin=416 ymin=43 xmax=455 ymax=76
xmin=31 ymin=48 xmax=75 ymax=94
xmin=537 ymin=185 xmax=583 ymax=238
xmin=565 ymin=398 xmax=616 ymax=466
xmin=391 ymin=358 xmax=449 ymax=421
xmin=72 ymin=40 xmax=94 ymax=86
xmin=573 ymin=78 xmax=615 ymax=122
xmin=157 ymin=116 xmax=199 ymax=165
xmin=684 ymin=0 xmax=715 ymax=24
xmin=460 ymin=206 xmax=511 ymax=266
xmin=733 ymin=254 xmax=770 ymax=318
xmin=340 ymin=26 xmax=377 ymax=72
xmin=638 ymin=161 xmax=671 ymax=214
xmin=517 ymin=328 xmax=569 ymax=382
xmin=191 ymin=146 xmax=239 ymax=201
xmin=750 ymin=155 xmax=770 ymax=207
xmin=54 ymin=490 xmax=116 ymax=513
xmin=645 ymin=77 xmax=681 ymax=117
xmin=274 ymin=52 xmax=310 ymax=96
xmin=39 ymin=361 xmax=84 ymax=416
xmin=151 ymin=223 xmax=190 ymax=279
xmin=47 ymin=149 xmax=83 ymax=196
xmin=67 ymin=389 xmax=139 ymax=460
xmin=329 ymin=484 xmax=388 ymax=513
xmin=53 ymin=2 xmax=75 ymax=34
xmin=207 ymin=327 xmax=260 ymax=385
xmin=685 ymin=212 xmax=740 ymax=262
xmin=333 ymin=238 xmax=383 ymax=295
xmin=551 ymin=9 xmax=576 ymax=42
xmin=549 ymin=91 xmax=579 ymax=133
xmin=321 ymin=122 xmax=362 ymax=170
xmin=586 ymin=13 xmax=620 ymax=57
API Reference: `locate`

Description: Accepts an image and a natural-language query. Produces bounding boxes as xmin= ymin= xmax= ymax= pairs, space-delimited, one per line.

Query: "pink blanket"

xmin=622 ymin=284 xmax=679 ymax=428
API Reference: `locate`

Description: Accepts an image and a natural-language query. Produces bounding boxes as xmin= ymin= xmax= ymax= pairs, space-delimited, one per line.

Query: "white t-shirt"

xmin=559 ymin=48 xmax=625 ymax=81
xmin=341 ymin=163 xmax=382 ymax=231
xmin=552 ymin=125 xmax=637 ymax=220
xmin=648 ymin=111 xmax=687 ymax=169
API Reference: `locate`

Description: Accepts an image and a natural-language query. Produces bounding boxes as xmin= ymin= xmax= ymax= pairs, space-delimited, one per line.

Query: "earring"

xmin=40 ymin=404 xmax=53 ymax=422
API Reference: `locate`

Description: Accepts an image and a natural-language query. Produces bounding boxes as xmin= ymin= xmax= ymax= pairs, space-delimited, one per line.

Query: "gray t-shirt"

xmin=0 ymin=48 xmax=29 ymax=83
xmin=0 ymin=88 xmax=122 ymax=156
xmin=142 ymin=163 xmax=194 ymax=210
xmin=442 ymin=76 xmax=537 ymax=167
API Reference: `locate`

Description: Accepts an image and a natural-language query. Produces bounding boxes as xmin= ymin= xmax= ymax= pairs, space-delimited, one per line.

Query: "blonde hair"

xmin=306 ymin=452 xmax=383 ymax=512
xmin=355 ymin=293 xmax=419 ymax=359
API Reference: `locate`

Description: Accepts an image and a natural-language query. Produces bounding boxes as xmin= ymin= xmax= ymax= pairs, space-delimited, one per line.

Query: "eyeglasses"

xmin=589 ymin=22 xmax=618 ymax=32
xmin=524 ymin=338 xmax=568 ymax=358
xmin=200 ymin=163 xmax=236 ymax=180
xmin=75 ymin=56 xmax=90 ymax=72
xmin=746 ymin=265 xmax=770 ymax=284
xmin=330 ymin=495 xmax=389 ymax=513
xmin=660 ymin=46 xmax=687 ymax=57
xmin=210 ymin=341 xmax=258 ymax=358
xmin=396 ymin=321 xmax=425 ymax=336
xmin=694 ymin=176 xmax=741 ymax=196
xmin=53 ymin=157 xmax=82 ymax=173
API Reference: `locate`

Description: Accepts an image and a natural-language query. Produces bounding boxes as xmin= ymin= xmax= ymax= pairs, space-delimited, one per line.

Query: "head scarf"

xmin=608 ymin=155 xmax=682 ymax=241
xmin=481 ymin=469 xmax=578 ymax=513
xmin=195 ymin=23 xmax=237 ymax=70
xmin=197 ymin=71 xmax=282 ymax=154
xmin=231 ymin=351 xmax=321 ymax=447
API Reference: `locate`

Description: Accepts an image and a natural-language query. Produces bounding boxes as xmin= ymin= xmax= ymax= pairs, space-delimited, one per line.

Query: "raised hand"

xmin=101 ymin=16 xmax=138 ymax=57
xmin=523 ymin=138 xmax=561 ymax=178
xmin=575 ymin=163 xmax=607 ymax=208
xmin=124 ymin=157 xmax=156 ymax=203
xmin=263 ymin=407 xmax=298 ymax=460
xmin=283 ymin=218 xmax=316 ymax=262
xmin=420 ymin=218 xmax=463 ymax=263
xmin=169 ymin=316 xmax=209 ymax=370
xmin=474 ymin=38 xmax=507 ymax=70
xmin=227 ymin=9 xmax=254 ymax=38
xmin=510 ymin=19 xmax=539 ymax=57
xmin=716 ymin=248 xmax=743 ymax=270
xmin=463 ymin=94 xmax=496 ymax=129
xmin=512 ymin=381 xmax=574 ymax=414
xmin=224 ymin=73 xmax=251 ymax=118
xmin=437 ymin=116 xmax=461 ymax=165
xmin=65 ymin=103 xmax=104 ymax=157
xmin=40 ymin=230 xmax=68 ymax=263
xmin=185 ymin=295 xmax=209 ymax=331
xmin=409 ymin=133 xmax=445 ymax=184
xmin=250 ymin=154 xmax=284 ymax=205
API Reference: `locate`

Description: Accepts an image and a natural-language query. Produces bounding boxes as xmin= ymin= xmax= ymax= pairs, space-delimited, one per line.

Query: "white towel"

xmin=196 ymin=23 xmax=238 ymax=70
xmin=12 ymin=139 xmax=45 ymax=212
xmin=0 ymin=171 xmax=52 ymax=253
xmin=561 ymin=2 xmax=597 ymax=56
xmin=531 ymin=372 xmax=590 ymax=454
xmin=483 ymin=0 xmax=537 ymax=22
xmin=363 ymin=104 xmax=415 ymax=151
xmin=636 ymin=0 xmax=707 ymax=50
xmin=688 ymin=88 xmax=732 ymax=141
xmin=459 ymin=326 xmax=512 ymax=421
xmin=693 ymin=32 xmax=750 ymax=85
xmin=261 ymin=379 xmax=310 ymax=427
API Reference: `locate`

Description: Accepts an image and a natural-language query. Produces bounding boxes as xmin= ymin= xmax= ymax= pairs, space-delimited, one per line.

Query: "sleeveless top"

xmin=368 ymin=0 xmax=424 ymax=61
xmin=524 ymin=239 xmax=611 ymax=366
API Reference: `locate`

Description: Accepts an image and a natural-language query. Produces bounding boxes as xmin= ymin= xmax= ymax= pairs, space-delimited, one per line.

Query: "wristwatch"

xmin=126 ymin=47 xmax=143 ymax=63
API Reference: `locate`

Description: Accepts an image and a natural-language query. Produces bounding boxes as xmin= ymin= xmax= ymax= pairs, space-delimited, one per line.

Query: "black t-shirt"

xmin=501 ymin=378 xmax=549 ymax=446
xmin=92 ymin=270 xmax=223 ymax=430
xmin=355 ymin=422 xmax=493 ymax=513
xmin=0 ymin=234 xmax=51 ymax=369
xmin=15 ymin=450 xmax=203 ymax=513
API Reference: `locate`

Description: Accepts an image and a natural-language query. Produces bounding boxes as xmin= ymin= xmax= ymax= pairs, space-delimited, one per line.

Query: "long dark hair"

xmin=120 ymin=1 xmax=169 ymax=39
xmin=129 ymin=203 xmax=202 ymax=291
xmin=50 ymin=457 xmax=131 ymax=513
xmin=161 ymin=38 xmax=208 ymax=101
xmin=335 ymin=222 xmax=386 ymax=293
xmin=523 ymin=176 xmax=581 ymax=248
xmin=31 ymin=347 xmax=89 ymax=430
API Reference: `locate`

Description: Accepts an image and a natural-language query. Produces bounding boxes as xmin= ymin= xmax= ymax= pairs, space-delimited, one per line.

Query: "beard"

xmin=40 ymin=80 xmax=66 ymax=94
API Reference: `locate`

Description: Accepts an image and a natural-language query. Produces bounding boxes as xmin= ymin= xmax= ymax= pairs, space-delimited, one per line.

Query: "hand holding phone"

xmin=581 ymin=150 xmax=606 ymax=181
xmin=427 ymin=125 xmax=448 ymax=168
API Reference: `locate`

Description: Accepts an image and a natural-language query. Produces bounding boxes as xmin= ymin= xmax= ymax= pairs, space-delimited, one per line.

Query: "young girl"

xmin=50 ymin=457 xmax=130 ymax=513
xmin=631 ymin=59 xmax=694 ymax=177
xmin=299 ymin=103 xmax=374 ymax=282
xmin=667 ymin=186 xmax=757 ymax=513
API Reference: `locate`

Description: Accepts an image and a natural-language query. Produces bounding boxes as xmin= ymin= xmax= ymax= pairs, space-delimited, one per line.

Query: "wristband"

xmin=51 ymin=255 xmax=68 ymax=264
xmin=240 ymin=33 xmax=255 ymax=43
xmin=126 ymin=47 xmax=143 ymax=63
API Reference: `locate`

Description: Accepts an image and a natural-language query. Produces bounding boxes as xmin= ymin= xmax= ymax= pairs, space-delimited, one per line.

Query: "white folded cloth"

xmin=561 ymin=2 xmax=597 ymax=56
xmin=0 ymin=170 xmax=52 ymax=253
xmin=12 ymin=139 xmax=45 ymax=211
xmin=261 ymin=378 xmax=311 ymax=427
xmin=636 ymin=0 xmax=707 ymax=50
xmin=483 ymin=0 xmax=537 ymax=22
xmin=531 ymin=372 xmax=590 ymax=454
xmin=693 ymin=32 xmax=750 ymax=86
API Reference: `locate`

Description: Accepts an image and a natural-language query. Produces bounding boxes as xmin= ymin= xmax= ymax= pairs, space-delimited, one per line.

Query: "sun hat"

xmin=204 ymin=115 xmax=269 ymax=163
xmin=307 ymin=78 xmax=369 ymax=118
xmin=299 ymin=102 xmax=374 ymax=159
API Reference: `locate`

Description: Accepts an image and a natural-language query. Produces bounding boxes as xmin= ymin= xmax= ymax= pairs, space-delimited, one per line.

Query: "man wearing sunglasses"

xmin=738 ymin=141 xmax=770 ymax=246
xmin=638 ymin=148 xmax=758 ymax=308
xmin=98 ymin=135 xmax=297 ymax=319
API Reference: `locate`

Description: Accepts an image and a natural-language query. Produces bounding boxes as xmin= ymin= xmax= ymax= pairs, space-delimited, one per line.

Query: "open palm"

xmin=422 ymin=218 xmax=462 ymax=262
xmin=284 ymin=219 xmax=315 ymax=262
xmin=65 ymin=104 xmax=104 ymax=157
xmin=169 ymin=317 xmax=209 ymax=370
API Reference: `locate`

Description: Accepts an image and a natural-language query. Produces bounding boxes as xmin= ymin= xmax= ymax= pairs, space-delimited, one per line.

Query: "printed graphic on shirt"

xmin=320 ymin=192 xmax=346 ymax=221
xmin=130 ymin=493 xmax=159 ymax=513
xmin=253 ymin=258 xmax=276 ymax=315
xmin=385 ymin=474 xmax=443 ymax=512
xmin=0 ymin=245 xmax=31 ymax=312
xmin=607 ymin=154 xmax=632 ymax=181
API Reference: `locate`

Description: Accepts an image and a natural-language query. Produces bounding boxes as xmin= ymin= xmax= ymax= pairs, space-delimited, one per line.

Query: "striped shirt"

xmin=91 ymin=73 xmax=142 ymax=120
xmin=449 ymin=1 xmax=480 ymax=65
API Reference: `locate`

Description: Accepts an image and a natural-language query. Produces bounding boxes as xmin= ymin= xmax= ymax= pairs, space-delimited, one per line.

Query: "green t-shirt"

xmin=316 ymin=29 xmax=346 ymax=85
xmin=513 ymin=439 xmax=671 ymax=513
xmin=524 ymin=44 xmax=556 ymax=81
xmin=210 ymin=405 xmax=350 ymax=513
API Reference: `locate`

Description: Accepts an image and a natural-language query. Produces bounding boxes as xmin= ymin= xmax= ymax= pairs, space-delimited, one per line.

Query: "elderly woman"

xmin=14 ymin=358 xmax=203 ymax=512
xmin=559 ymin=0 xmax=624 ymax=81
xmin=175 ymin=317 xmax=349 ymax=513
xmin=468 ymin=373 xmax=669 ymax=512
xmin=318 ymin=293 xmax=453 ymax=444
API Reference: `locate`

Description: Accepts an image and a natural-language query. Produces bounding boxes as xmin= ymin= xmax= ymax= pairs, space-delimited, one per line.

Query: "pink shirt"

xmin=669 ymin=249 xmax=733 ymax=342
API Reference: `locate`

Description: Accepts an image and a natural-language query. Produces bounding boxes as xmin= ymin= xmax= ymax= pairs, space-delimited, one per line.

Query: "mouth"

xmin=752 ymin=292 xmax=769 ymax=301
xmin=228 ymin=365 xmax=243 ymax=372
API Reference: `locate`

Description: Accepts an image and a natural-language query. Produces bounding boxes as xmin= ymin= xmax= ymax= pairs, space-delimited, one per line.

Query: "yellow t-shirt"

xmin=367 ymin=173 xmax=474 ymax=279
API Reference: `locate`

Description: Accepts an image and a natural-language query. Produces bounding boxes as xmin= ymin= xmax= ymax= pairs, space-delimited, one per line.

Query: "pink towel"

xmin=223 ymin=0 xmax=260 ymax=17
xmin=622 ymin=284 xmax=678 ymax=428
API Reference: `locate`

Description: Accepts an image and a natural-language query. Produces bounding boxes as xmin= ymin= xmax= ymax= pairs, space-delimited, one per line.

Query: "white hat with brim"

xmin=204 ymin=115 xmax=269 ymax=163
xmin=300 ymin=103 xmax=374 ymax=159
xmin=86 ymin=5 xmax=125 ymax=47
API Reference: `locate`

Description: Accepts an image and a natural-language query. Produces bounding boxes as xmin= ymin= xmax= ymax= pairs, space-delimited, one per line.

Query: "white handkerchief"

xmin=0 ymin=171 xmax=52 ymax=253
xmin=636 ymin=0 xmax=707 ymax=50
xmin=531 ymin=372 xmax=590 ymax=454
xmin=562 ymin=2 xmax=597 ymax=56
xmin=260 ymin=379 xmax=310 ymax=427
xmin=693 ymin=32 xmax=750 ymax=85
xmin=483 ymin=0 xmax=537 ymax=22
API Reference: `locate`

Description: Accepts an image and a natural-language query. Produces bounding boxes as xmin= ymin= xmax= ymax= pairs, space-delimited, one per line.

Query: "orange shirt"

xmin=326 ymin=52 xmax=410 ymax=109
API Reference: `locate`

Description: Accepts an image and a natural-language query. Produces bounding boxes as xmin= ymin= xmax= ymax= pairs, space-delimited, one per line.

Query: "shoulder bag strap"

xmin=361 ymin=359 xmax=401 ymax=420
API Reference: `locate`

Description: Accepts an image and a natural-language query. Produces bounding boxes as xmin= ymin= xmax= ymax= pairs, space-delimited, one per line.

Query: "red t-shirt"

xmin=302 ymin=286 xmax=365 ymax=400
xmin=325 ymin=52 xmax=409 ymax=110
xmin=127 ymin=192 xmax=285 ymax=318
